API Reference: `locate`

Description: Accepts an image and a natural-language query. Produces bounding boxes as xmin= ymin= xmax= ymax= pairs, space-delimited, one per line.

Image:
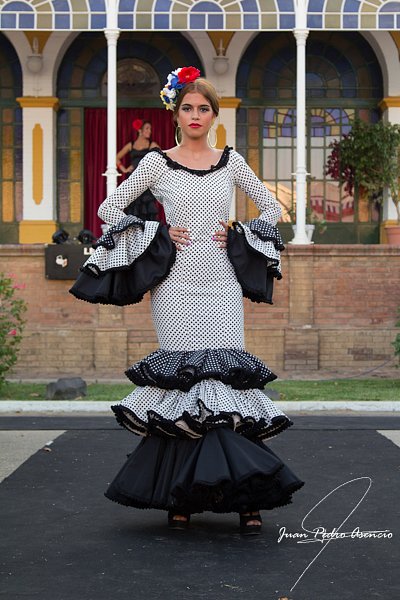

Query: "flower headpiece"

xmin=160 ymin=66 xmax=201 ymax=111
xmin=132 ymin=118 xmax=143 ymax=131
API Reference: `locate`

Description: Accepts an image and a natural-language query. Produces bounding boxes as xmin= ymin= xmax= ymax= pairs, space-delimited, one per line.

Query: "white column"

xmin=104 ymin=1 xmax=120 ymax=197
xmin=16 ymin=97 xmax=59 ymax=243
xmin=381 ymin=103 xmax=400 ymax=221
xmin=291 ymin=3 xmax=310 ymax=244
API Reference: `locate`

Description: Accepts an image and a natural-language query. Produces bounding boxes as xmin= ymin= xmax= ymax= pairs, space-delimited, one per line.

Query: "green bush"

xmin=0 ymin=273 xmax=27 ymax=388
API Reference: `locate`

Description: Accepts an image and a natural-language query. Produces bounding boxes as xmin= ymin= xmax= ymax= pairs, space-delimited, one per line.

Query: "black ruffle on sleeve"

xmin=227 ymin=221 xmax=284 ymax=305
xmin=69 ymin=218 xmax=176 ymax=306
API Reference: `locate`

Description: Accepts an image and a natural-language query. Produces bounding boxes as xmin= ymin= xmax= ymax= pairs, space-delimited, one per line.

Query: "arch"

xmin=142 ymin=0 xmax=295 ymax=31
xmin=0 ymin=30 xmax=22 ymax=109
xmin=236 ymin=31 xmax=384 ymax=243
xmin=57 ymin=31 xmax=203 ymax=100
xmin=0 ymin=0 xmax=398 ymax=30
xmin=55 ymin=31 xmax=203 ymax=235
xmin=307 ymin=0 xmax=400 ymax=30
xmin=237 ymin=31 xmax=383 ymax=102
xmin=0 ymin=0 xmax=107 ymax=30
xmin=0 ymin=0 xmax=294 ymax=32
xmin=362 ymin=30 xmax=400 ymax=96
xmin=0 ymin=31 xmax=23 ymax=238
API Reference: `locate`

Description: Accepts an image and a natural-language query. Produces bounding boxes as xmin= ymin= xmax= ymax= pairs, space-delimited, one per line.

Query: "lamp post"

xmin=103 ymin=0 xmax=120 ymax=197
xmin=26 ymin=37 xmax=43 ymax=74
xmin=213 ymin=39 xmax=229 ymax=76
xmin=290 ymin=1 xmax=311 ymax=244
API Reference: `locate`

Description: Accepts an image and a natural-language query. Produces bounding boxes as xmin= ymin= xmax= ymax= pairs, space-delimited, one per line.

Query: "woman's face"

xmin=140 ymin=123 xmax=152 ymax=139
xmin=177 ymin=92 xmax=215 ymax=141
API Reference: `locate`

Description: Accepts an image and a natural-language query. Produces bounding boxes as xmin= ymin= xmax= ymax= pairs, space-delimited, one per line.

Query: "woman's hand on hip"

xmin=212 ymin=220 xmax=229 ymax=248
xmin=168 ymin=226 xmax=191 ymax=251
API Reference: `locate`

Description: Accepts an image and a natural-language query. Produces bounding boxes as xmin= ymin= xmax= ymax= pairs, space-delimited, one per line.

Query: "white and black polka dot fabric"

xmin=97 ymin=147 xmax=290 ymax=440
xmin=81 ymin=215 xmax=160 ymax=274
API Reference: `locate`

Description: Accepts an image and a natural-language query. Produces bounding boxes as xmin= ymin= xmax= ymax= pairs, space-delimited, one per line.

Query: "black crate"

xmin=45 ymin=244 xmax=94 ymax=280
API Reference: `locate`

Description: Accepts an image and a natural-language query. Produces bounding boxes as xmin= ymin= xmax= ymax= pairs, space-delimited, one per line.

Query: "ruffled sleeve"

xmin=69 ymin=151 xmax=176 ymax=306
xmin=226 ymin=151 xmax=285 ymax=304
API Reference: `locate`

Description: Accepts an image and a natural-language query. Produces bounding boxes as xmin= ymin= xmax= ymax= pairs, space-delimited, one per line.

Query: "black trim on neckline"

xmin=151 ymin=146 xmax=232 ymax=175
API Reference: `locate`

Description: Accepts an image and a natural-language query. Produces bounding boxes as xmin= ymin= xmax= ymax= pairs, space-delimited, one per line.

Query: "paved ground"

xmin=1 ymin=415 xmax=399 ymax=600
xmin=1 ymin=400 xmax=400 ymax=413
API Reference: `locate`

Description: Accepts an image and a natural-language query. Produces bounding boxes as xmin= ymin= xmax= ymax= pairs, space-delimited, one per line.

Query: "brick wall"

xmin=1 ymin=244 xmax=399 ymax=379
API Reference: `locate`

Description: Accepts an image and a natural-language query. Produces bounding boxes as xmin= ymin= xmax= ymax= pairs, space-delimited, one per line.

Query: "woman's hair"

xmin=139 ymin=120 xmax=152 ymax=131
xmin=134 ymin=120 xmax=152 ymax=141
xmin=173 ymin=78 xmax=219 ymax=121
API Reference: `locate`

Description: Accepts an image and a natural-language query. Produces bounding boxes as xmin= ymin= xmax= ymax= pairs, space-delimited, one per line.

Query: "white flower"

xmin=163 ymin=87 xmax=176 ymax=100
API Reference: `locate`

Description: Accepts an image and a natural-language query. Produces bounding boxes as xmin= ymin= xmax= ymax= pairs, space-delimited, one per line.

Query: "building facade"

xmin=1 ymin=1 xmax=400 ymax=245
xmin=1 ymin=1 xmax=400 ymax=379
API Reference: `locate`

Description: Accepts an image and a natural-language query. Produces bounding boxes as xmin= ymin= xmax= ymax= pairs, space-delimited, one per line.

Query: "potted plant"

xmin=286 ymin=205 xmax=327 ymax=242
xmin=325 ymin=118 xmax=400 ymax=243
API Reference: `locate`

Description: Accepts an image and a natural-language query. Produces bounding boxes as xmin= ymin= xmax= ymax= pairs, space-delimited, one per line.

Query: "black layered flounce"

xmin=125 ymin=347 xmax=277 ymax=392
xmin=104 ymin=428 xmax=304 ymax=513
xmin=227 ymin=221 xmax=283 ymax=304
xmin=112 ymin=401 xmax=292 ymax=441
xmin=69 ymin=218 xmax=176 ymax=306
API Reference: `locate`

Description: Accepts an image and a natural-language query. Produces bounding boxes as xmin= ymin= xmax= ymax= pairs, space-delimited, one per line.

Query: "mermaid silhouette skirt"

xmin=70 ymin=216 xmax=304 ymax=513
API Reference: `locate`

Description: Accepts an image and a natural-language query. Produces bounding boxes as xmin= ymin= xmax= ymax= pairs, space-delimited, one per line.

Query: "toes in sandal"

xmin=168 ymin=511 xmax=191 ymax=530
xmin=239 ymin=512 xmax=262 ymax=536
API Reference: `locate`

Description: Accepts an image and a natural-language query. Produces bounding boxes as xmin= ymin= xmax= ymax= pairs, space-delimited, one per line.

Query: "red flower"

xmin=7 ymin=329 xmax=17 ymax=336
xmin=132 ymin=119 xmax=143 ymax=131
xmin=177 ymin=66 xmax=201 ymax=85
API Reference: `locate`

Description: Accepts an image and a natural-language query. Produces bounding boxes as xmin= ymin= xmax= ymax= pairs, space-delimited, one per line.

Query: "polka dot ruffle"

xmin=81 ymin=217 xmax=160 ymax=275
xmin=112 ymin=379 xmax=292 ymax=441
xmin=125 ymin=347 xmax=276 ymax=392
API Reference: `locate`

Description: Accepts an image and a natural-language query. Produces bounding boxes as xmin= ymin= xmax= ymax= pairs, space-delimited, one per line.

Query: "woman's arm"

xmin=116 ymin=142 xmax=133 ymax=174
xmin=231 ymin=151 xmax=281 ymax=225
xmin=98 ymin=152 xmax=163 ymax=225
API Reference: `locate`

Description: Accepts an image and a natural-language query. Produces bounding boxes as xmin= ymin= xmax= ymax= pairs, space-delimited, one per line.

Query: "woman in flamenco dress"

xmin=116 ymin=119 xmax=162 ymax=221
xmin=70 ymin=67 xmax=304 ymax=535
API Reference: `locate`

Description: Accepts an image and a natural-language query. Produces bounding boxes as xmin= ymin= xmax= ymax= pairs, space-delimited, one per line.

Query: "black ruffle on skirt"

xmin=105 ymin=428 xmax=304 ymax=513
xmin=69 ymin=221 xmax=176 ymax=306
xmin=112 ymin=403 xmax=292 ymax=441
xmin=125 ymin=347 xmax=277 ymax=392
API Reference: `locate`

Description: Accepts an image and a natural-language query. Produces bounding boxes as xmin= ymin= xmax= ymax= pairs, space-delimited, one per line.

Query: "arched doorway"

xmin=236 ymin=31 xmax=384 ymax=244
xmin=56 ymin=32 xmax=203 ymax=237
xmin=0 ymin=33 xmax=22 ymax=244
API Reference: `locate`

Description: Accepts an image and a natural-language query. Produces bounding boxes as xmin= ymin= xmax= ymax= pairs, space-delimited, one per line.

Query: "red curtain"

xmin=84 ymin=108 xmax=175 ymax=237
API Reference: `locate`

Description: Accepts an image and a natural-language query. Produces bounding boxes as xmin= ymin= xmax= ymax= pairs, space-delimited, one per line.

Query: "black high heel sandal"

xmin=168 ymin=511 xmax=191 ymax=530
xmin=239 ymin=512 xmax=262 ymax=536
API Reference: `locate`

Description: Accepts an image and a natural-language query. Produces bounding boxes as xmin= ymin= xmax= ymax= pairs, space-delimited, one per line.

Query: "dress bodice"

xmin=99 ymin=146 xmax=282 ymax=230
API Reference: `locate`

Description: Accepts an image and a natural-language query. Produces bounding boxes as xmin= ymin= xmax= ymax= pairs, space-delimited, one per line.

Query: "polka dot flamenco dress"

xmin=70 ymin=146 xmax=304 ymax=514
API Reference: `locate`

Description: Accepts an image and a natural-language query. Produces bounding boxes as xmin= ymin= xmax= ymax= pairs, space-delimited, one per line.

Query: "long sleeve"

xmin=98 ymin=150 xmax=166 ymax=225
xmin=69 ymin=151 xmax=175 ymax=306
xmin=229 ymin=150 xmax=282 ymax=226
xmin=226 ymin=150 xmax=284 ymax=304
